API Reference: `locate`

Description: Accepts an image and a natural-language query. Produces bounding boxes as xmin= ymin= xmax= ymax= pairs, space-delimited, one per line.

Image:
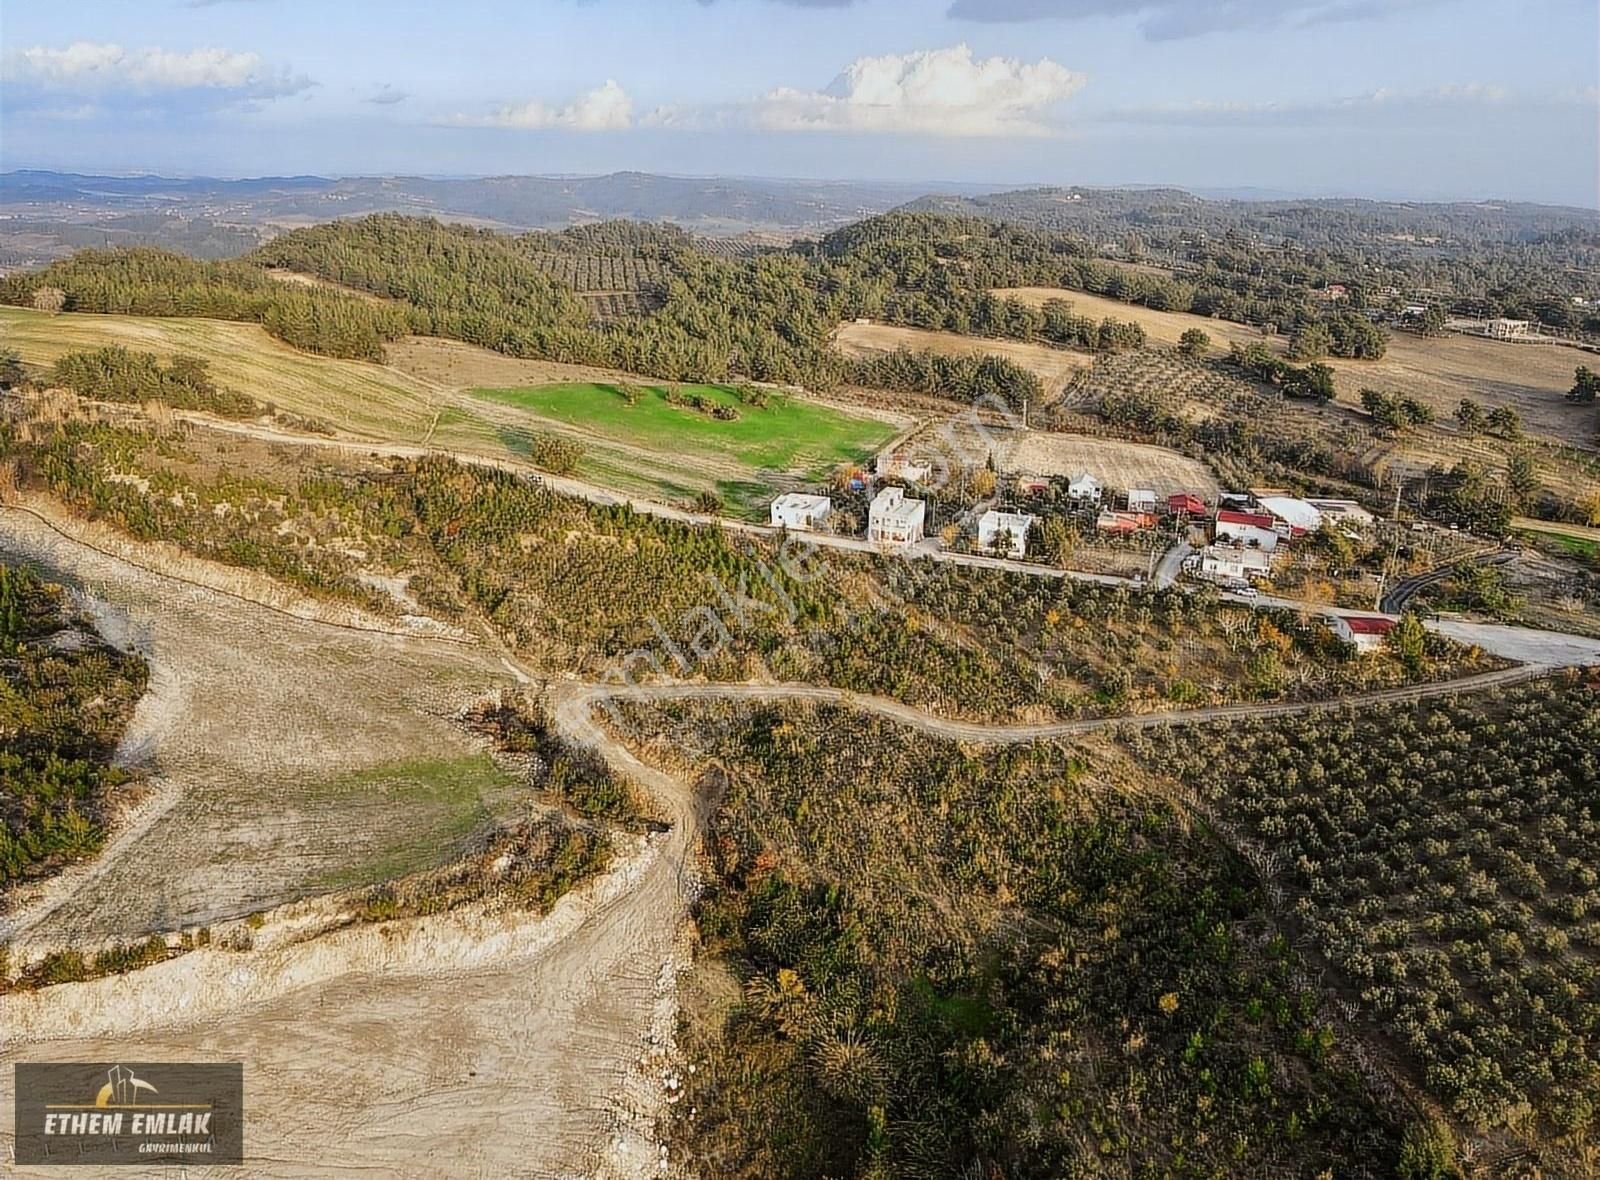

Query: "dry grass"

xmin=921 ymin=418 xmax=1219 ymax=497
xmin=263 ymin=268 xmax=396 ymax=305
xmin=385 ymin=334 xmax=643 ymax=390
xmin=995 ymin=286 xmax=1595 ymax=448
xmin=831 ymin=320 xmax=1091 ymax=391
xmin=1005 ymin=431 xmax=1219 ymax=497
xmin=0 ymin=310 xmax=911 ymax=513
xmin=1 ymin=306 xmax=470 ymax=447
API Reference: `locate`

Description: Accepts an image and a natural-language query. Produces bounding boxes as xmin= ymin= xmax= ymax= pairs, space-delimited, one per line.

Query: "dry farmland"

xmin=922 ymin=417 xmax=1220 ymax=498
xmin=832 ymin=319 xmax=1091 ymax=391
xmin=995 ymin=286 xmax=1595 ymax=448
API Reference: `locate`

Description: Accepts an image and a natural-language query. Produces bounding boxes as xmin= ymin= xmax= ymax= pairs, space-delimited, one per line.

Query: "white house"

xmin=769 ymin=493 xmax=833 ymax=531
xmin=1067 ymin=472 xmax=1103 ymax=503
xmin=867 ymin=486 xmax=926 ymax=546
xmin=1126 ymin=488 xmax=1157 ymax=513
xmin=1200 ymin=545 xmax=1274 ymax=583
xmin=1256 ymin=496 xmax=1324 ymax=537
xmin=1214 ymin=509 xmax=1281 ymax=552
xmin=1332 ymin=615 xmax=1396 ymax=654
xmin=977 ymin=510 xmax=1033 ymax=558
xmin=1485 ymin=318 xmax=1531 ymax=340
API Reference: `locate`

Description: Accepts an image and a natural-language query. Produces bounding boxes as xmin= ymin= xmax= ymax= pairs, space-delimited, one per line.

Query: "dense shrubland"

xmin=620 ymin=699 xmax=1413 ymax=1178
xmin=51 ymin=347 xmax=261 ymax=418
xmin=1135 ymin=676 xmax=1600 ymax=1155
xmin=3 ymin=412 xmax=1480 ymax=723
xmin=902 ymin=188 xmax=1600 ymax=334
xmin=0 ymin=564 xmax=148 ymax=887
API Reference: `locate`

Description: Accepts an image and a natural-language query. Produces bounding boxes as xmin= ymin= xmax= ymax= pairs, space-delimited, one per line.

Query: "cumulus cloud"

xmin=752 ymin=44 xmax=1084 ymax=137
xmin=452 ymin=80 xmax=634 ymax=130
xmin=1 ymin=41 xmax=312 ymax=111
xmin=946 ymin=0 xmax=1443 ymax=40
xmin=1101 ymin=84 xmax=1537 ymax=127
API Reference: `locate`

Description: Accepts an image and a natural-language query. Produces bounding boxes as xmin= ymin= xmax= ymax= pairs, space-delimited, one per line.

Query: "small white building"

xmin=1215 ymin=510 xmax=1281 ymax=552
xmin=1200 ymin=545 xmax=1275 ymax=583
xmin=1332 ymin=615 xmax=1397 ymax=654
xmin=1126 ymin=488 xmax=1157 ymax=513
xmin=867 ymin=486 xmax=926 ymax=546
xmin=1485 ymin=318 xmax=1531 ymax=340
xmin=1067 ymin=472 xmax=1103 ymax=503
xmin=977 ymin=510 xmax=1033 ymax=558
xmin=769 ymin=493 xmax=833 ymax=531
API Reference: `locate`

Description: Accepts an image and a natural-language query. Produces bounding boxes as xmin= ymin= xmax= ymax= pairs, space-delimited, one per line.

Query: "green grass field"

xmin=3 ymin=307 xmax=899 ymax=515
xmin=304 ymin=754 xmax=521 ymax=890
xmin=473 ymin=382 xmax=896 ymax=514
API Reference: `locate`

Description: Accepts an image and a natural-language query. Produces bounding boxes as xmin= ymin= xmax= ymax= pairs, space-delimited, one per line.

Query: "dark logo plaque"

xmin=14 ymin=1063 xmax=243 ymax=1166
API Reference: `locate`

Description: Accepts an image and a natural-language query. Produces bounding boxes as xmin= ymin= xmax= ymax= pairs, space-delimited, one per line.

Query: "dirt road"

xmin=6 ymin=498 xmax=1599 ymax=1178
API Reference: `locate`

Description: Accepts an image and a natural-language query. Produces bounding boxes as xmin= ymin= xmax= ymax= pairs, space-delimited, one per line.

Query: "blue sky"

xmin=2 ymin=0 xmax=1596 ymax=204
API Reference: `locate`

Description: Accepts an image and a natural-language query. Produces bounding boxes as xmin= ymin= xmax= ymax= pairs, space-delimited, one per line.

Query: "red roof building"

xmin=1333 ymin=615 xmax=1397 ymax=653
xmin=1216 ymin=509 xmax=1276 ymax=530
xmin=1096 ymin=509 xmax=1156 ymax=535
xmin=1167 ymin=493 xmax=1207 ymax=516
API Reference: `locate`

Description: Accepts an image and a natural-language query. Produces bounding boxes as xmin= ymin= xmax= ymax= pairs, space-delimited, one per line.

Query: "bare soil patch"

xmin=921 ymin=419 xmax=1219 ymax=498
xmin=0 ymin=509 xmax=514 ymax=948
xmin=1005 ymin=431 xmax=1220 ymax=497
xmin=264 ymin=267 xmax=396 ymax=305
xmin=386 ymin=334 xmax=641 ymax=390
xmin=832 ymin=320 xmax=1090 ymax=391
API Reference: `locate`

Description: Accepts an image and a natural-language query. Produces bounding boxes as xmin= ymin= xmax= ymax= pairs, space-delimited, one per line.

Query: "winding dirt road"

xmin=4 ymin=500 xmax=1599 ymax=1177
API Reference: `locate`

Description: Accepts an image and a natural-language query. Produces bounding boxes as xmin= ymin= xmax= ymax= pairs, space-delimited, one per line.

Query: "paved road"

xmin=1380 ymin=547 xmax=1514 ymax=614
xmin=1154 ymin=540 xmax=1193 ymax=589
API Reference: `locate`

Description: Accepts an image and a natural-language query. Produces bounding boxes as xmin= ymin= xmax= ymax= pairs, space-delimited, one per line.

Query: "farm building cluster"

xmin=1192 ymin=492 xmax=1376 ymax=590
xmin=770 ymin=437 xmax=1380 ymax=576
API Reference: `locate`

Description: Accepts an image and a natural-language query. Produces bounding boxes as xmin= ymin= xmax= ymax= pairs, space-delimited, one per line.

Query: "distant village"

xmin=771 ymin=448 xmax=1402 ymax=652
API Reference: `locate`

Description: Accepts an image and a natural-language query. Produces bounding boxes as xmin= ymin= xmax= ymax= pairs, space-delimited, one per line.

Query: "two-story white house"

xmin=867 ymin=486 xmax=926 ymax=546
xmin=977 ymin=510 xmax=1033 ymax=558
xmin=1067 ymin=473 xmax=1103 ymax=504
xmin=1214 ymin=509 xmax=1281 ymax=552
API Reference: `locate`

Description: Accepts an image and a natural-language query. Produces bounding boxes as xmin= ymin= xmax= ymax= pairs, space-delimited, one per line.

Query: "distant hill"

xmin=0 ymin=170 xmax=989 ymax=268
xmin=895 ymin=185 xmax=1600 ymax=249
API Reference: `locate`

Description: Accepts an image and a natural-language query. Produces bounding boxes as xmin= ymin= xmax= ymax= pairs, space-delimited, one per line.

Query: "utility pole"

xmin=1374 ymin=478 xmax=1406 ymax=611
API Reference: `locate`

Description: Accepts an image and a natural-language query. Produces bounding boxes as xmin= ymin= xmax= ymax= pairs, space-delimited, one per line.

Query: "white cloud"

xmin=1 ymin=41 xmax=312 ymax=110
xmin=454 ymin=80 xmax=634 ymax=131
xmin=751 ymin=43 xmax=1084 ymax=137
